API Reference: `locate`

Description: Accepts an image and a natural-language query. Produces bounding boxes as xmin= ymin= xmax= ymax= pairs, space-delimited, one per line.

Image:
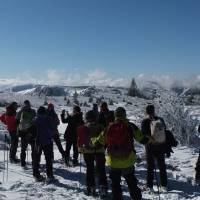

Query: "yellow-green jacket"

xmin=91 ymin=118 xmax=149 ymax=169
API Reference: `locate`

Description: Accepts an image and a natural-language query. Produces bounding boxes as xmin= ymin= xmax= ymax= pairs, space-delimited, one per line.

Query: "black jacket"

xmin=98 ymin=110 xmax=114 ymax=128
xmin=141 ymin=116 xmax=166 ymax=153
xmin=61 ymin=112 xmax=84 ymax=141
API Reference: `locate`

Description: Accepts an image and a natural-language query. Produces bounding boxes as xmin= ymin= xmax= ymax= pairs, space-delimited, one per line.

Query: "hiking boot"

xmin=195 ymin=179 xmax=200 ymax=186
xmin=72 ymin=159 xmax=78 ymax=166
xmin=10 ymin=157 xmax=20 ymax=164
xmin=99 ymin=186 xmax=107 ymax=198
xmin=85 ymin=187 xmax=97 ymax=196
xmin=46 ymin=176 xmax=58 ymax=184
xmin=34 ymin=174 xmax=45 ymax=182
xmin=160 ymin=186 xmax=168 ymax=193
xmin=21 ymin=162 xmax=26 ymax=167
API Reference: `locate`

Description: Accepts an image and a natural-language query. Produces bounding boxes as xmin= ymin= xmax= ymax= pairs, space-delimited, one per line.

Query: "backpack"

xmin=150 ymin=119 xmax=166 ymax=144
xmin=77 ymin=124 xmax=102 ymax=150
xmin=106 ymin=122 xmax=133 ymax=160
xmin=18 ymin=111 xmax=33 ymax=132
xmin=77 ymin=125 xmax=90 ymax=148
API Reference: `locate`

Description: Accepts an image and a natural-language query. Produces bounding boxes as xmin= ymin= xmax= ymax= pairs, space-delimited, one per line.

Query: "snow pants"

xmin=109 ymin=167 xmax=142 ymax=200
xmin=20 ymin=135 xmax=35 ymax=167
xmin=146 ymin=145 xmax=167 ymax=187
xmin=65 ymin=137 xmax=78 ymax=163
xmin=33 ymin=143 xmax=53 ymax=178
xmin=9 ymin=132 xmax=19 ymax=160
xmin=53 ymin=133 xmax=65 ymax=156
xmin=195 ymin=150 xmax=200 ymax=181
xmin=83 ymin=153 xmax=107 ymax=189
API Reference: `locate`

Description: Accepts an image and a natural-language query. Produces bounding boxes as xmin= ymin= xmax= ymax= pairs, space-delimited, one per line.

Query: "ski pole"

xmin=154 ymin=167 xmax=161 ymax=200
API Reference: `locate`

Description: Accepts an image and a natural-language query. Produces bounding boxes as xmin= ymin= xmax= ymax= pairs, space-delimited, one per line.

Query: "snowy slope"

xmin=0 ymin=87 xmax=200 ymax=199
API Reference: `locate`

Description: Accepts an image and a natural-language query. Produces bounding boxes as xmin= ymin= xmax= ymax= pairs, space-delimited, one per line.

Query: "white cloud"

xmin=0 ymin=68 xmax=200 ymax=89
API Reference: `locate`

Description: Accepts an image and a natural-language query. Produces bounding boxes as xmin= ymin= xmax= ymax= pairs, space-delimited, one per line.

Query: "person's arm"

xmin=15 ymin=111 xmax=21 ymax=125
xmin=132 ymin=123 xmax=149 ymax=144
xmin=0 ymin=113 xmax=6 ymax=124
xmin=60 ymin=110 xmax=70 ymax=123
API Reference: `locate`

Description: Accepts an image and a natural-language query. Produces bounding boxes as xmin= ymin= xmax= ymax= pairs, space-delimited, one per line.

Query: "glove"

xmin=148 ymin=136 xmax=156 ymax=144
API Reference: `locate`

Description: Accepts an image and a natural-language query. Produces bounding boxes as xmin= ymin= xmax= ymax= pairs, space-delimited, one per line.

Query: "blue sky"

xmin=0 ymin=0 xmax=200 ymax=85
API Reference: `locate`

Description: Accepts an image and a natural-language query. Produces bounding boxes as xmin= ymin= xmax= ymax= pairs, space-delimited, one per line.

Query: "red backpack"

xmin=106 ymin=122 xmax=133 ymax=159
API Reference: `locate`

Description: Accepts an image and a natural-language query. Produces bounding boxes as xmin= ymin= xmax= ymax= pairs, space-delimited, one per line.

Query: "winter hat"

xmin=85 ymin=110 xmax=96 ymax=122
xmin=114 ymin=107 xmax=126 ymax=119
xmin=48 ymin=103 xmax=54 ymax=109
xmin=24 ymin=100 xmax=31 ymax=106
xmin=37 ymin=106 xmax=46 ymax=115
xmin=146 ymin=104 xmax=155 ymax=115
xmin=73 ymin=105 xmax=81 ymax=113
xmin=100 ymin=102 xmax=108 ymax=109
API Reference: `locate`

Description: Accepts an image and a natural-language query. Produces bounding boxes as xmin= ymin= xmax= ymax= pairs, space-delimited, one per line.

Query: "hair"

xmin=146 ymin=104 xmax=155 ymax=115
xmin=85 ymin=110 xmax=96 ymax=122
xmin=114 ymin=107 xmax=126 ymax=118
xmin=24 ymin=100 xmax=31 ymax=106
xmin=100 ymin=102 xmax=108 ymax=108
xmin=37 ymin=106 xmax=46 ymax=115
xmin=73 ymin=105 xmax=81 ymax=113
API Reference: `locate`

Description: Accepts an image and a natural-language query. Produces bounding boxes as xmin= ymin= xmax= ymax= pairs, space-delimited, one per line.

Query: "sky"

xmin=0 ymin=0 xmax=200 ymax=86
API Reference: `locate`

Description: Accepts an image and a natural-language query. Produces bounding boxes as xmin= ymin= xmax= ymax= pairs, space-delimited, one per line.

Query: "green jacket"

xmin=92 ymin=118 xmax=149 ymax=168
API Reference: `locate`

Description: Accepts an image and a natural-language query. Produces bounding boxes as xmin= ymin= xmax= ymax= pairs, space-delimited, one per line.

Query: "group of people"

xmin=0 ymin=100 xmax=200 ymax=200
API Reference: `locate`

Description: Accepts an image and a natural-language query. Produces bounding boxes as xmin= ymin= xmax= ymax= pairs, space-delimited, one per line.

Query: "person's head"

xmin=114 ymin=107 xmax=126 ymax=119
xmin=47 ymin=103 xmax=54 ymax=110
xmin=93 ymin=103 xmax=98 ymax=112
xmin=100 ymin=102 xmax=108 ymax=112
xmin=37 ymin=106 xmax=46 ymax=115
xmin=85 ymin=110 xmax=96 ymax=123
xmin=24 ymin=100 xmax=31 ymax=107
xmin=73 ymin=105 xmax=81 ymax=114
xmin=10 ymin=101 xmax=18 ymax=110
xmin=145 ymin=104 xmax=155 ymax=116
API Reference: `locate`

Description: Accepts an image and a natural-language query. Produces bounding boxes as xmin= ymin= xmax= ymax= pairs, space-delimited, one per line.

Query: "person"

xmin=77 ymin=110 xmax=108 ymax=197
xmin=141 ymin=104 xmax=168 ymax=191
xmin=195 ymin=124 xmax=200 ymax=185
xmin=16 ymin=100 xmax=36 ymax=168
xmin=92 ymin=107 xmax=150 ymax=200
xmin=61 ymin=105 xmax=84 ymax=166
xmin=0 ymin=102 xmax=20 ymax=163
xmin=47 ymin=103 xmax=65 ymax=159
xmin=98 ymin=102 xmax=114 ymax=128
xmin=33 ymin=106 xmax=54 ymax=182
xmin=92 ymin=103 xmax=99 ymax=122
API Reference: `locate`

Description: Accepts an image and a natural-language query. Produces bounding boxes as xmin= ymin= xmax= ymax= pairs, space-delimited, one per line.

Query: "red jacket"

xmin=0 ymin=106 xmax=17 ymax=132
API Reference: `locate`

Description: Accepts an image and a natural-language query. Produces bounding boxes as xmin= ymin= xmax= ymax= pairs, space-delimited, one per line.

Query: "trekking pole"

xmin=3 ymin=134 xmax=6 ymax=183
xmin=26 ymin=147 xmax=29 ymax=165
xmin=6 ymin=136 xmax=9 ymax=182
xmin=79 ymin=153 xmax=82 ymax=187
xmin=154 ymin=167 xmax=161 ymax=200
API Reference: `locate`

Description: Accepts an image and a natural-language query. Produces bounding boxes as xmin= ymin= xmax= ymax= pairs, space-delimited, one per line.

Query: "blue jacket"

xmin=35 ymin=114 xmax=53 ymax=145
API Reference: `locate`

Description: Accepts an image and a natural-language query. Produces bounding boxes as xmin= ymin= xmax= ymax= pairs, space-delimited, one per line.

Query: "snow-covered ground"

xmin=0 ymin=87 xmax=200 ymax=200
